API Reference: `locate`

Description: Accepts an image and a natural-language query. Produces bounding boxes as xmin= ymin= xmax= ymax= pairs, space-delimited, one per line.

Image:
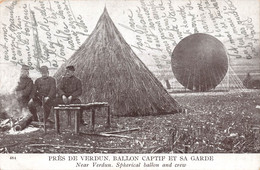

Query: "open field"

xmin=0 ymin=90 xmax=260 ymax=153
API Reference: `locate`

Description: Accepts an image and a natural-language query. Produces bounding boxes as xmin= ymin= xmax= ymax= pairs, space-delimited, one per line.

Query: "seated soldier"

xmin=56 ymin=65 xmax=86 ymax=125
xmin=15 ymin=65 xmax=33 ymax=110
xmin=28 ymin=66 xmax=56 ymax=122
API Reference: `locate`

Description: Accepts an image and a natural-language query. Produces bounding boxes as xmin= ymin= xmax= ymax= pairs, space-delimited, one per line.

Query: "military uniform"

xmin=33 ymin=76 xmax=56 ymax=99
xmin=28 ymin=76 xmax=56 ymax=121
xmin=15 ymin=67 xmax=33 ymax=108
xmin=58 ymin=76 xmax=82 ymax=99
xmin=28 ymin=66 xmax=56 ymax=121
xmin=56 ymin=74 xmax=84 ymax=123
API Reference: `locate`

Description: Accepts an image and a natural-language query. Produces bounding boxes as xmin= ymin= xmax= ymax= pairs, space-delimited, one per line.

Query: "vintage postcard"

xmin=0 ymin=0 xmax=259 ymax=169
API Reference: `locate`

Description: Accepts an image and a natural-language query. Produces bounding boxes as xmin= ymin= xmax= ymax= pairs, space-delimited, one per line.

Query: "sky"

xmin=0 ymin=0 xmax=259 ymax=86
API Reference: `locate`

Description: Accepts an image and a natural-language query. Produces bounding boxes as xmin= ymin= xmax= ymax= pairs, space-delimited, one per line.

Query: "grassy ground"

xmin=0 ymin=90 xmax=260 ymax=153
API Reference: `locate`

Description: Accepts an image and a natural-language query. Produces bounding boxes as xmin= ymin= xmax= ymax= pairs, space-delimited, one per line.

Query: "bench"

xmin=53 ymin=102 xmax=110 ymax=134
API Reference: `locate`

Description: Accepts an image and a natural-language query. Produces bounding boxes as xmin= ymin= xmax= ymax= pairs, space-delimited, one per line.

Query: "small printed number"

xmin=10 ymin=156 xmax=16 ymax=160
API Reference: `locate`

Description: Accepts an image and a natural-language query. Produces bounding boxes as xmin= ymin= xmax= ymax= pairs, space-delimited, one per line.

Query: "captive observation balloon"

xmin=171 ymin=33 xmax=228 ymax=92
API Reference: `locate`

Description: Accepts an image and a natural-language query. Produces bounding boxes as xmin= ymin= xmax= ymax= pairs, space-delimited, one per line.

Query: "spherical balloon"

xmin=171 ymin=33 xmax=228 ymax=91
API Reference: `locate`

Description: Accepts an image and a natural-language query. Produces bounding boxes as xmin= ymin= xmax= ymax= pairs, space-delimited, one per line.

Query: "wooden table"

xmin=53 ymin=106 xmax=81 ymax=134
xmin=53 ymin=102 xmax=110 ymax=134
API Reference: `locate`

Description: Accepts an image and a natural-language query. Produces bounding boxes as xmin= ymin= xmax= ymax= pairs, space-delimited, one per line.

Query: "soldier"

xmin=15 ymin=65 xmax=33 ymax=109
xmin=56 ymin=65 xmax=86 ymax=125
xmin=28 ymin=66 xmax=56 ymax=122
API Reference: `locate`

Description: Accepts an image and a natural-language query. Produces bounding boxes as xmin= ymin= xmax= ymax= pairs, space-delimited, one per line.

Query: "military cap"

xmin=66 ymin=65 xmax=75 ymax=71
xmin=21 ymin=65 xmax=30 ymax=70
xmin=40 ymin=66 xmax=49 ymax=73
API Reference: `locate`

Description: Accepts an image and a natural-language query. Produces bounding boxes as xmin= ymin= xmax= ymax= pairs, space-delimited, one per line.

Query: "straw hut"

xmin=54 ymin=8 xmax=180 ymax=116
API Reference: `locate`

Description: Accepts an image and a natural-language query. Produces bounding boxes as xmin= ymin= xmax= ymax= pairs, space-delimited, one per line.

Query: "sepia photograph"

xmin=0 ymin=0 xmax=259 ymax=169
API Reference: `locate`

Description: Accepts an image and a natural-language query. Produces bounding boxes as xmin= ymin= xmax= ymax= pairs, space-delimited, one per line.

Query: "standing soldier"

xmin=15 ymin=65 xmax=33 ymax=109
xmin=56 ymin=65 xmax=86 ymax=125
xmin=28 ymin=66 xmax=56 ymax=122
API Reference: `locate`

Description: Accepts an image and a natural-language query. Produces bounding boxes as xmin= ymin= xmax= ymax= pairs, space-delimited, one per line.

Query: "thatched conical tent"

xmin=54 ymin=8 xmax=180 ymax=116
